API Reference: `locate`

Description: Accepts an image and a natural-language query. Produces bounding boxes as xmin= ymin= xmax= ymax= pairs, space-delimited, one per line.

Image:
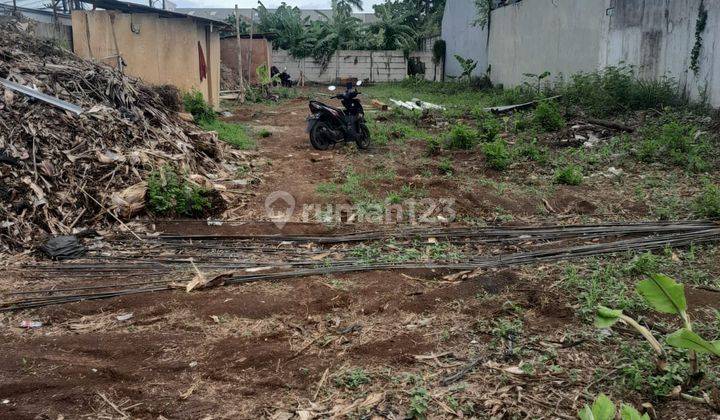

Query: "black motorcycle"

xmin=306 ymin=81 xmax=371 ymax=150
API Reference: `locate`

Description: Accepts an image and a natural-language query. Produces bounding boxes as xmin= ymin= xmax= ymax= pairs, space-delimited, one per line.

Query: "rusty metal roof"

xmin=78 ymin=0 xmax=231 ymax=27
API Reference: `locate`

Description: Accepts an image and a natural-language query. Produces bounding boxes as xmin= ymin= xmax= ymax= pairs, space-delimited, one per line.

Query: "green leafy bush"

xmin=482 ymin=139 xmax=511 ymax=170
xmin=147 ymin=165 xmax=213 ymax=217
xmin=532 ymin=100 xmax=565 ymax=132
xmin=694 ymin=181 xmax=720 ymax=219
xmin=182 ymin=90 xmax=215 ymax=123
xmin=425 ymin=137 xmax=442 ymax=156
xmin=479 ymin=116 xmax=502 ymax=141
xmin=258 ymin=129 xmax=272 ymax=138
xmin=562 ymin=65 xmax=681 ymax=117
xmin=554 ymin=164 xmax=583 ymax=185
xmin=446 ymin=124 xmax=479 ymax=150
xmin=637 ymin=122 xmax=712 ymax=172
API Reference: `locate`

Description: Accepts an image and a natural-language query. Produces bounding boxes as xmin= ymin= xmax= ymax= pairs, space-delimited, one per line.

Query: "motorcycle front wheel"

xmin=310 ymin=121 xmax=332 ymax=150
xmin=355 ymin=123 xmax=371 ymax=150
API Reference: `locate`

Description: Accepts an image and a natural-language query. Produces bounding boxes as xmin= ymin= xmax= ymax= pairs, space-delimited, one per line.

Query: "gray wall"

xmin=443 ymin=0 xmax=720 ymax=106
xmin=601 ymin=0 xmax=720 ymax=105
xmin=272 ymin=50 xmax=407 ymax=84
xmin=488 ymin=0 xmax=609 ymax=87
xmin=441 ymin=0 xmax=489 ymax=79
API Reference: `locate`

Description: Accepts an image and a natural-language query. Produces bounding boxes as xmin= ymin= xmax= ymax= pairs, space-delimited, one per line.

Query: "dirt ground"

xmin=1 ymin=89 xmax=719 ymax=419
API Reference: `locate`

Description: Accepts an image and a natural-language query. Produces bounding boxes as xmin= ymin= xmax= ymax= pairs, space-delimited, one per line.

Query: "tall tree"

xmin=369 ymin=6 xmax=417 ymax=50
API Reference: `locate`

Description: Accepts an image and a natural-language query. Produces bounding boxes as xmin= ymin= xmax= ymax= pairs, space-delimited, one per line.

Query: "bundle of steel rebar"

xmin=2 ymin=222 xmax=718 ymax=311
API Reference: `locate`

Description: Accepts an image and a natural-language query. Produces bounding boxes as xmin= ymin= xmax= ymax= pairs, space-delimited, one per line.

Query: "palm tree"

xmin=370 ymin=6 xmax=418 ymax=50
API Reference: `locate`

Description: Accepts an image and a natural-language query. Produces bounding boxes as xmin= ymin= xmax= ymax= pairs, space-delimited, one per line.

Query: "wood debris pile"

xmin=0 ymin=21 xmax=244 ymax=252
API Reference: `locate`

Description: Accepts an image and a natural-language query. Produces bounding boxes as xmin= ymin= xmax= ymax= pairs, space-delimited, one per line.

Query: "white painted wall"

xmin=441 ymin=0 xmax=489 ymax=79
xmin=487 ymin=0 xmax=610 ymax=87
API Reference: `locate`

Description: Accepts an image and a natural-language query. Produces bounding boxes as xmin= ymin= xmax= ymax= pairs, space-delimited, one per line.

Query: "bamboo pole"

xmin=234 ymin=5 xmax=246 ymax=103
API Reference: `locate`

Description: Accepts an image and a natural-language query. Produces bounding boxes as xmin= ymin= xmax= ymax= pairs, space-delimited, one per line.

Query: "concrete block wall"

xmin=271 ymin=49 xmax=408 ymax=83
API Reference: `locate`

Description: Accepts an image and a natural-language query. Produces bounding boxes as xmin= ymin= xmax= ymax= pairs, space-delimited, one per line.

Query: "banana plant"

xmin=578 ymin=394 xmax=650 ymax=420
xmin=596 ymin=274 xmax=720 ymax=375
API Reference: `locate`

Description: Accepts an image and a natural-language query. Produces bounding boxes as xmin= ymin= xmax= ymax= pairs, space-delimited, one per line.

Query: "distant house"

xmin=70 ymin=0 xmax=229 ymax=108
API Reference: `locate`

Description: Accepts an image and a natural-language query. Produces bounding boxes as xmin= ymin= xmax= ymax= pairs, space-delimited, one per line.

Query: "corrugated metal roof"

xmin=78 ymin=0 xmax=232 ymax=27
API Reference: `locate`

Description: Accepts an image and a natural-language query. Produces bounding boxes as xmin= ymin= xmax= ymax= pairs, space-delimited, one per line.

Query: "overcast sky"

xmin=174 ymin=0 xmax=386 ymax=10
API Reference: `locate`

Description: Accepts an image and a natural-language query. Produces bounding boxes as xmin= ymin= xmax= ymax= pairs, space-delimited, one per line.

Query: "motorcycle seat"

xmin=310 ymin=100 xmax=345 ymax=115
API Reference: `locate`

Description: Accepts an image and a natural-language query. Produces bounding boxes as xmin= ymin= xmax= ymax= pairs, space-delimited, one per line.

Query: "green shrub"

xmin=182 ymin=90 xmax=215 ymax=122
xmin=446 ymin=124 xmax=479 ymax=150
xmin=694 ymin=181 xmax=720 ymax=219
xmin=147 ymin=165 xmax=213 ymax=217
xmin=425 ymin=137 xmax=442 ymax=156
xmin=562 ymin=65 xmax=682 ymax=117
xmin=479 ymin=116 xmax=502 ymax=141
xmin=637 ymin=121 xmax=712 ymax=172
xmin=258 ymin=129 xmax=272 ymax=138
xmin=482 ymin=139 xmax=511 ymax=170
xmin=554 ymin=164 xmax=583 ymax=185
xmin=532 ymin=100 xmax=565 ymax=132
xmin=199 ymin=119 xmax=254 ymax=149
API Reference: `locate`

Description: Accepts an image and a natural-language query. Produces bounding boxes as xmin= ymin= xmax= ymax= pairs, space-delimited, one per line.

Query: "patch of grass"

xmin=257 ymin=128 xmax=272 ymax=138
xmin=561 ymin=65 xmax=682 ymax=117
xmin=316 ymin=182 xmax=338 ymax=196
xmin=694 ymin=181 xmax=720 ymax=219
xmin=446 ymin=124 xmax=479 ymax=150
xmin=637 ymin=121 xmax=713 ymax=172
xmin=147 ymin=165 xmax=213 ymax=217
xmin=482 ymin=139 xmax=511 ymax=170
xmin=562 ymin=262 xmax=646 ymax=321
xmin=438 ymin=158 xmax=454 ymax=175
xmin=554 ymin=164 xmax=583 ymax=185
xmin=199 ymin=119 xmax=254 ymax=149
xmin=515 ymin=138 xmax=548 ymax=165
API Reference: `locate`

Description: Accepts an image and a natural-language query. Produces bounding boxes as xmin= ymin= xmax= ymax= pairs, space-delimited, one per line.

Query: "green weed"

xmin=637 ymin=121 xmax=712 ymax=172
xmin=438 ymin=158 xmax=454 ymax=175
xmin=693 ymin=180 xmax=720 ymax=219
xmin=147 ymin=165 xmax=213 ymax=217
xmin=532 ymin=100 xmax=565 ymax=132
xmin=482 ymin=139 xmax=511 ymax=170
xmin=554 ymin=164 xmax=583 ymax=185
xmin=336 ymin=368 xmax=371 ymax=389
xmin=409 ymin=387 xmax=430 ymax=419
xmin=446 ymin=124 xmax=479 ymax=150
xmin=182 ymin=90 xmax=215 ymax=122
